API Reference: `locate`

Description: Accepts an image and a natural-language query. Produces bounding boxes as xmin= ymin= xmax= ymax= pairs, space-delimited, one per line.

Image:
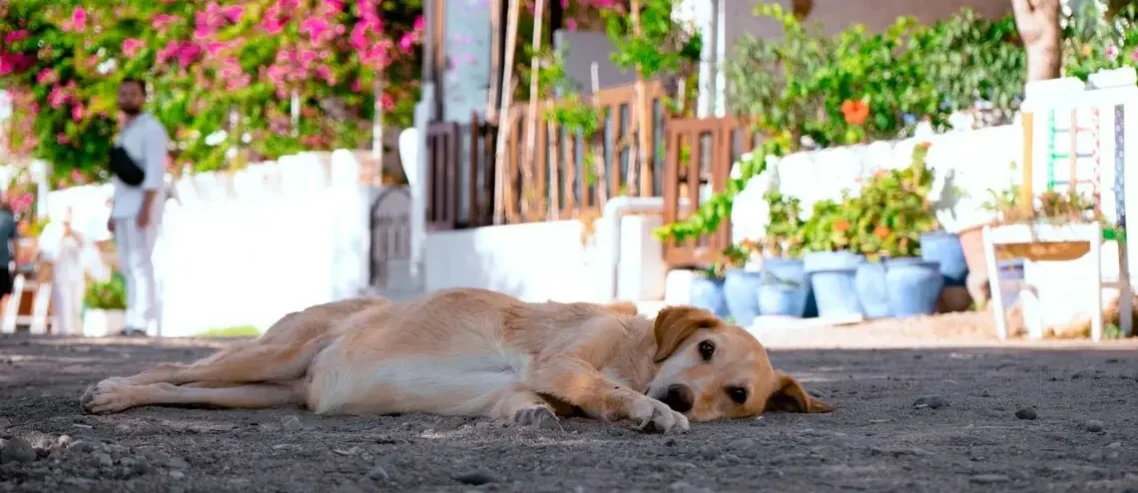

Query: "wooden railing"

xmin=496 ymin=80 xmax=669 ymax=223
xmin=425 ymin=115 xmax=497 ymax=230
xmin=424 ymin=81 xmax=756 ymax=269
xmin=661 ymin=116 xmax=759 ymax=268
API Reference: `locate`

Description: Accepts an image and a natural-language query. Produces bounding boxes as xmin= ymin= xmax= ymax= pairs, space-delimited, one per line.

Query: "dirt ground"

xmin=3 ymin=320 xmax=1138 ymax=493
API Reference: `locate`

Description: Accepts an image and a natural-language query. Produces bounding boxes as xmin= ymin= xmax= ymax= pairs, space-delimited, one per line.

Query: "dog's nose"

xmin=660 ymin=384 xmax=693 ymax=413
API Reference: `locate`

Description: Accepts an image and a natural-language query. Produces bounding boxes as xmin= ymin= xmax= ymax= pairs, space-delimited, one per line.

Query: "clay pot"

xmin=957 ymin=222 xmax=991 ymax=282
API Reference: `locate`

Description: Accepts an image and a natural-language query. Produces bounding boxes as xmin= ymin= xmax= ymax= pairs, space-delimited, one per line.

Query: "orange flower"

xmin=916 ymin=141 xmax=932 ymax=150
xmin=833 ymin=219 xmax=850 ymax=233
xmin=841 ymin=99 xmax=869 ymax=125
xmin=873 ymin=225 xmax=890 ymax=239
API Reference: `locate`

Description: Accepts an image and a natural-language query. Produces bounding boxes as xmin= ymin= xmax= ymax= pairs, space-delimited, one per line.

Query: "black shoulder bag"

xmin=109 ymin=145 xmax=146 ymax=186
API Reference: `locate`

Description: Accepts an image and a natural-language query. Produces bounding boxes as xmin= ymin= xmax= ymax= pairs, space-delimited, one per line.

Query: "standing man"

xmin=108 ymin=77 xmax=168 ymax=337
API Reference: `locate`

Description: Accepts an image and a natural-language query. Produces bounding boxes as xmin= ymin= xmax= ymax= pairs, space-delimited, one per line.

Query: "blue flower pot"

xmin=803 ymin=251 xmax=865 ymax=319
xmin=884 ymin=258 xmax=944 ymax=317
xmin=997 ymin=258 xmax=1026 ymax=309
xmin=854 ymin=262 xmax=891 ymax=318
xmin=689 ymin=273 xmax=729 ymax=318
xmin=803 ymin=287 xmax=819 ymax=318
xmin=920 ymin=231 xmax=968 ymax=287
xmin=724 ymin=268 xmax=763 ymax=326
xmin=758 ymin=257 xmax=809 ymax=318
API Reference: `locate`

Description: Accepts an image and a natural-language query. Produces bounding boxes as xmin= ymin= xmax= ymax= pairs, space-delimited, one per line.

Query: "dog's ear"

xmin=764 ymin=371 xmax=833 ymax=413
xmin=652 ymin=306 xmax=719 ymax=362
xmin=605 ymin=301 xmax=639 ymax=317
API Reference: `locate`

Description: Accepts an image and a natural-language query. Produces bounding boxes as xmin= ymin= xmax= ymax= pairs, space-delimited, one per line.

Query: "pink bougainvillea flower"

xmin=261 ymin=15 xmax=284 ymax=35
xmin=413 ymin=15 xmax=424 ymax=31
xmin=35 ymin=68 xmax=57 ymax=85
xmin=176 ymin=43 xmax=202 ymax=68
xmin=1131 ymin=47 xmax=1138 ymax=62
xmin=0 ymin=51 xmax=35 ymax=75
xmin=221 ymin=5 xmax=244 ymax=23
xmin=205 ymin=40 xmax=228 ymax=56
xmin=70 ymin=103 xmax=84 ymax=122
xmin=71 ymin=169 xmax=85 ymax=185
xmin=56 ymin=133 xmax=70 ymax=145
xmin=299 ymin=49 xmax=318 ymax=66
xmin=566 ymin=18 xmax=578 ymax=31
xmin=122 ymin=38 xmax=146 ymax=58
xmin=398 ymin=33 xmax=416 ymax=53
xmin=157 ymin=41 xmax=178 ymax=64
xmin=151 ymin=13 xmax=180 ymax=32
xmin=315 ymin=65 xmax=335 ymax=85
xmin=349 ymin=22 xmax=369 ymax=51
xmin=64 ymin=6 xmax=87 ymax=32
xmin=1106 ymin=45 xmax=1119 ymax=59
xmin=47 ymin=85 xmax=68 ymax=109
xmin=380 ymin=92 xmax=395 ymax=110
xmin=301 ymin=17 xmax=331 ymax=41
xmin=4 ymin=30 xmax=28 ymax=43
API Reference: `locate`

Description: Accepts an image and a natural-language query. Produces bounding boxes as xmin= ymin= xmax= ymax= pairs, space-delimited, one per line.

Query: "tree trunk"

xmin=1011 ymin=0 xmax=1062 ymax=81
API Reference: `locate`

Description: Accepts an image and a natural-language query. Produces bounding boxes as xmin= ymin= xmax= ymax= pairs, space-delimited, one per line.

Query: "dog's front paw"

xmin=512 ymin=405 xmax=561 ymax=430
xmin=80 ymin=378 xmax=137 ymax=415
xmin=628 ymin=396 xmax=689 ymax=433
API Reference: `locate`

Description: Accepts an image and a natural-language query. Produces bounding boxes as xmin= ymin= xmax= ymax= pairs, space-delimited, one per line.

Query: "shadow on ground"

xmin=1 ymin=334 xmax=1137 ymax=492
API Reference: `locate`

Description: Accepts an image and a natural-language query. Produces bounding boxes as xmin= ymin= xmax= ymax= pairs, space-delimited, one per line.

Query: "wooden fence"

xmin=660 ymin=116 xmax=758 ymax=268
xmin=424 ymin=80 xmax=754 ymax=268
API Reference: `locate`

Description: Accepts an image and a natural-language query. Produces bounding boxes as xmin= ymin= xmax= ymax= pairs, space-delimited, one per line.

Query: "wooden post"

xmin=487 ymin=0 xmax=502 ymax=122
xmin=590 ymin=62 xmax=607 ymax=207
xmin=521 ymin=0 xmax=548 ymax=220
xmin=492 ymin=0 xmax=522 ymax=224
xmin=629 ymin=0 xmax=653 ymax=198
xmin=1021 ymin=112 xmax=1035 ymax=217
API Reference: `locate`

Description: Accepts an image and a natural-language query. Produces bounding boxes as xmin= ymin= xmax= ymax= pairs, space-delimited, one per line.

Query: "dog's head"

xmin=644 ymin=306 xmax=833 ymax=422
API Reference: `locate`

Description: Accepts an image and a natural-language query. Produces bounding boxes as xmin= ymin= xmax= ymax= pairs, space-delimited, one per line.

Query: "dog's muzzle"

xmin=657 ymin=384 xmax=694 ymax=413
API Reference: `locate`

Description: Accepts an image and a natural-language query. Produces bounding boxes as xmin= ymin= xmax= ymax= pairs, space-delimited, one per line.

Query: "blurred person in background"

xmin=107 ymin=77 xmax=169 ymax=337
xmin=41 ymin=207 xmax=85 ymax=335
xmin=0 ymin=198 xmax=17 ymax=322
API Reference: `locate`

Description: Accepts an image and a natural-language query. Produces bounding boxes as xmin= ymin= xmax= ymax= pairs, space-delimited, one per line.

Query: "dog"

xmin=80 ymin=288 xmax=832 ymax=432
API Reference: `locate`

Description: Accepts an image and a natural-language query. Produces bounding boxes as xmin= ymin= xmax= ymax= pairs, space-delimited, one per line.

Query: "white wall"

xmin=731 ymin=124 xmax=1022 ymax=242
xmin=423 ymin=220 xmax=605 ymax=302
xmin=48 ymin=150 xmax=382 ymax=337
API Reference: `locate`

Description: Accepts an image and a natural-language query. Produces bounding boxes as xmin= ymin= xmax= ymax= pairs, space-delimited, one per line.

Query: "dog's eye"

xmin=726 ymin=386 xmax=748 ymax=404
xmin=697 ymin=340 xmax=715 ymax=361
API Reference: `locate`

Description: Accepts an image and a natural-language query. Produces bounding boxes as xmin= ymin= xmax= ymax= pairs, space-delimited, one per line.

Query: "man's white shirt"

xmin=110 ymin=113 xmax=169 ymax=219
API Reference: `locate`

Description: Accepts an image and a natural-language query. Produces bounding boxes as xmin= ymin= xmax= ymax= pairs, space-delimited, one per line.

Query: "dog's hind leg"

xmin=82 ymin=380 xmax=304 ymax=415
xmin=490 ymin=386 xmax=561 ymax=429
xmin=104 ymin=336 xmax=331 ymax=388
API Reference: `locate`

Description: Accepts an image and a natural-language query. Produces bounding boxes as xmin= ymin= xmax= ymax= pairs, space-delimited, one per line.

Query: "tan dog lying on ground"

xmin=80 ymin=288 xmax=831 ymax=432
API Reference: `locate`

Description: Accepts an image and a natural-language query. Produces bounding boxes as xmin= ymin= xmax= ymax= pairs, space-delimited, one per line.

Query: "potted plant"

xmin=851 ymin=143 xmax=943 ymax=318
xmin=82 ymin=272 xmax=127 ymax=337
xmin=802 ymin=195 xmax=866 ymax=318
xmin=689 ymin=263 xmax=730 ymax=319
xmin=721 ymin=239 xmax=764 ymax=326
xmin=757 ymin=190 xmax=810 ymax=318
